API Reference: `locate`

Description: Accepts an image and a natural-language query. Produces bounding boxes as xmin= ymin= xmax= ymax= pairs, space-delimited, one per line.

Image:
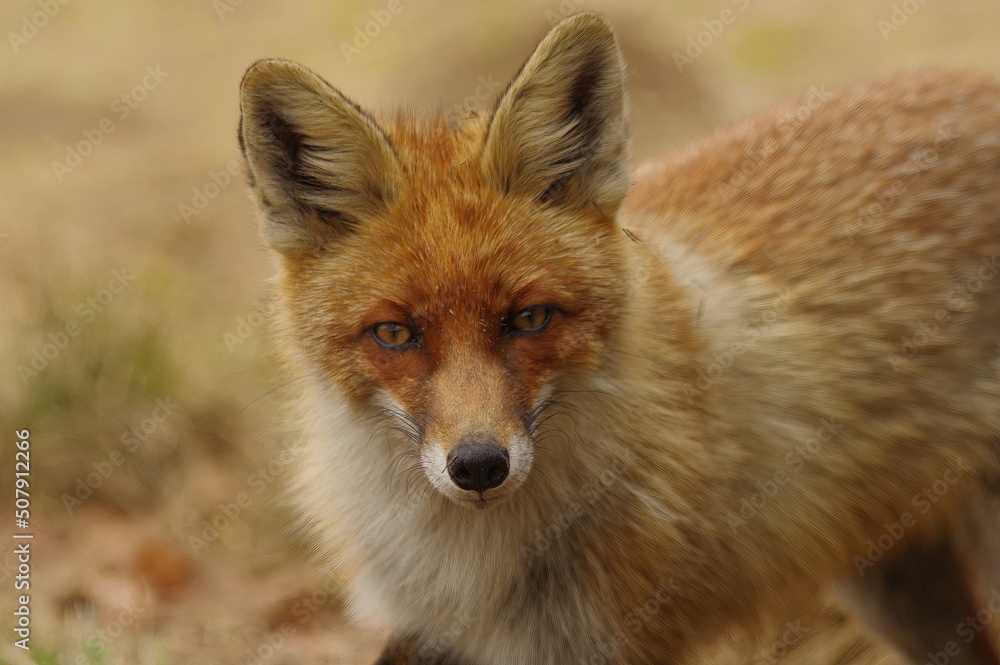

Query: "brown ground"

xmin=2 ymin=0 xmax=998 ymax=663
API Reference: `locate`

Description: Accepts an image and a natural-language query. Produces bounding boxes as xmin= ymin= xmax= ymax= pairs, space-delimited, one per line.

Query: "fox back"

xmin=239 ymin=14 xmax=1000 ymax=665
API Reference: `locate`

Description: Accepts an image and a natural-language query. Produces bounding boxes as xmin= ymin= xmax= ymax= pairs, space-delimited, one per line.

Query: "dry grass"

xmin=1 ymin=0 xmax=998 ymax=663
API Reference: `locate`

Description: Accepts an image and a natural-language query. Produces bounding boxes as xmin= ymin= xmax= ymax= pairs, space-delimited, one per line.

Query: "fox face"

xmin=240 ymin=15 xmax=631 ymax=508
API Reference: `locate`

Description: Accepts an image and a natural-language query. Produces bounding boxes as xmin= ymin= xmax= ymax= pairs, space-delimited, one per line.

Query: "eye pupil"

xmin=510 ymin=306 xmax=551 ymax=333
xmin=373 ymin=322 xmax=414 ymax=348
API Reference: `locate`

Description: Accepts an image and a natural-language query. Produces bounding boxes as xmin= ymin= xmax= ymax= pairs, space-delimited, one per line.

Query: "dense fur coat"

xmin=239 ymin=13 xmax=1000 ymax=665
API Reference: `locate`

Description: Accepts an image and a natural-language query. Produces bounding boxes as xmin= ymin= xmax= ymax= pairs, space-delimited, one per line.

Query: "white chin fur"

xmin=422 ymin=435 xmax=534 ymax=509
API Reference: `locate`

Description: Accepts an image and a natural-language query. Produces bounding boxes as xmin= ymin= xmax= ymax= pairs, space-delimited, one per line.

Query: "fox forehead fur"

xmin=275 ymin=111 xmax=630 ymax=425
xmin=240 ymin=14 xmax=641 ymax=512
xmin=239 ymin=11 xmax=1000 ymax=665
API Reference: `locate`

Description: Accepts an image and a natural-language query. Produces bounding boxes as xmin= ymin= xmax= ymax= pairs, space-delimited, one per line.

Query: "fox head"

xmin=240 ymin=14 xmax=631 ymax=509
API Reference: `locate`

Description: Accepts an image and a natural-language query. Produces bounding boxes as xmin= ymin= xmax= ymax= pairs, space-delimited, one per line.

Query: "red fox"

xmin=238 ymin=13 xmax=1000 ymax=665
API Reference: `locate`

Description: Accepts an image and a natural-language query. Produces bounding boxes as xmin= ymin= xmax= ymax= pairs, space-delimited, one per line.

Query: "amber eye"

xmin=507 ymin=306 xmax=553 ymax=335
xmin=371 ymin=322 xmax=416 ymax=349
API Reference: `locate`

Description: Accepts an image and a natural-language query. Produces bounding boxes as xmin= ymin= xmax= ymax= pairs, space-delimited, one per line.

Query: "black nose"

xmin=447 ymin=442 xmax=509 ymax=493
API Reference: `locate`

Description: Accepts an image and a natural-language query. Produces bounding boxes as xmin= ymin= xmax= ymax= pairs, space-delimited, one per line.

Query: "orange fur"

xmin=240 ymin=14 xmax=1000 ymax=665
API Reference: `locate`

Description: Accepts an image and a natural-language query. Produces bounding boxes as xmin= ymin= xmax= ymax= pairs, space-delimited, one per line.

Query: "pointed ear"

xmin=482 ymin=13 xmax=629 ymax=215
xmin=239 ymin=59 xmax=401 ymax=255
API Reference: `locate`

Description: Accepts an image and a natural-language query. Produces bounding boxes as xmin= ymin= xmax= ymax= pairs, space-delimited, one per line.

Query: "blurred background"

xmin=1 ymin=0 xmax=998 ymax=663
